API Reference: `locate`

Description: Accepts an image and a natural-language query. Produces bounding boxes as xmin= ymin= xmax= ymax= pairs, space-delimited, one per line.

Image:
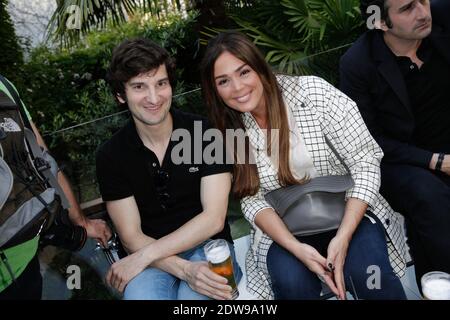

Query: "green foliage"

xmin=227 ymin=199 xmax=251 ymax=240
xmin=0 ymin=0 xmax=24 ymax=83
xmin=227 ymin=0 xmax=365 ymax=82
xmin=19 ymin=11 xmax=198 ymax=133
xmin=15 ymin=11 xmax=199 ymax=202
xmin=47 ymin=0 xmax=191 ymax=48
xmin=45 ymin=81 xmax=128 ymax=202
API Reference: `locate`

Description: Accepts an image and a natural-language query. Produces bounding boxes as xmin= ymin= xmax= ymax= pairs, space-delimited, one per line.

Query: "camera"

xmin=39 ymin=209 xmax=87 ymax=251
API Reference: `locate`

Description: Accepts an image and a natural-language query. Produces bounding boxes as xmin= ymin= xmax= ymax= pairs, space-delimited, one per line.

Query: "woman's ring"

xmin=317 ymin=273 xmax=326 ymax=283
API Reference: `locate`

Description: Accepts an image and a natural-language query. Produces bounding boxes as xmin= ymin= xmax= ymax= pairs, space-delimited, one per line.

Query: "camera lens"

xmin=40 ymin=214 xmax=87 ymax=251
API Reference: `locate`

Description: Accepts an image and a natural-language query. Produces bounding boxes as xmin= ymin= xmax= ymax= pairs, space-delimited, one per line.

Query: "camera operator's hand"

xmin=106 ymin=249 xmax=149 ymax=293
xmin=83 ymin=218 xmax=112 ymax=248
xmin=56 ymin=169 xmax=112 ymax=247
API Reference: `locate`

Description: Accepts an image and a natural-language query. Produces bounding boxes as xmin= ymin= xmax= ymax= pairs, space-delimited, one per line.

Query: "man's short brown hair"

xmin=107 ymin=38 xmax=176 ymax=102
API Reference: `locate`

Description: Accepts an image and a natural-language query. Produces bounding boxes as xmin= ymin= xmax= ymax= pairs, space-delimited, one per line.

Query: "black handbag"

xmin=264 ymin=136 xmax=354 ymax=236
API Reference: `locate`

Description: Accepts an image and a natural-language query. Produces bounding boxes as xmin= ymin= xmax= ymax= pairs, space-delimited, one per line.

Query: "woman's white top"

xmin=285 ymin=101 xmax=318 ymax=180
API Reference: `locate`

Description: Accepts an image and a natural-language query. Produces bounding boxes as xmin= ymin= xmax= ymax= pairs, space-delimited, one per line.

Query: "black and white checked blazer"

xmin=240 ymin=75 xmax=408 ymax=300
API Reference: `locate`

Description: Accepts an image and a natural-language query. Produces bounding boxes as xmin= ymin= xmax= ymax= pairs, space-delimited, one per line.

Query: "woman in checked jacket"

xmin=200 ymin=31 xmax=408 ymax=300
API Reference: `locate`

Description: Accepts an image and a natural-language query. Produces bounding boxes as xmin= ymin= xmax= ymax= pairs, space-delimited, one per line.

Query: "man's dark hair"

xmin=360 ymin=0 xmax=393 ymax=28
xmin=106 ymin=38 xmax=176 ymax=102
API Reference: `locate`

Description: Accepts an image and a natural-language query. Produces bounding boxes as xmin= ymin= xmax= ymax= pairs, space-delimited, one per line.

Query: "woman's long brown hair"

xmin=200 ymin=31 xmax=306 ymax=198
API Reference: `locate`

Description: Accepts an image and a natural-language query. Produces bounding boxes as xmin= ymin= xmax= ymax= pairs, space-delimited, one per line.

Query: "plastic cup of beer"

xmin=204 ymin=239 xmax=239 ymax=299
xmin=421 ymin=271 xmax=450 ymax=300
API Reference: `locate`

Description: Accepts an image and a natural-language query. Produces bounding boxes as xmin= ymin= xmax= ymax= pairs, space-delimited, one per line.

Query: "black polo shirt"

xmin=96 ymin=108 xmax=233 ymax=242
xmin=396 ymin=38 xmax=450 ymax=152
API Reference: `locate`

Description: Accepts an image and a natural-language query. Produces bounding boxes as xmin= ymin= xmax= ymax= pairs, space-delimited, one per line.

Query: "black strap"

xmin=286 ymin=100 xmax=350 ymax=175
xmin=24 ymin=128 xmax=70 ymax=209
xmin=0 ymin=75 xmax=70 ymax=209
xmin=0 ymin=74 xmax=32 ymax=130
xmin=436 ymin=153 xmax=445 ymax=171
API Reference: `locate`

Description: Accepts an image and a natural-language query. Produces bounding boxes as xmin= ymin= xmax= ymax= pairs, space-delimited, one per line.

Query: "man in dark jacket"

xmin=340 ymin=0 xmax=450 ymax=291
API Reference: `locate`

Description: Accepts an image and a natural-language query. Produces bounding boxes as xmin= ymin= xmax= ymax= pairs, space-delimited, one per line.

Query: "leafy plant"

xmin=47 ymin=0 xmax=191 ymax=47
xmin=226 ymin=0 xmax=364 ymax=80
xmin=15 ymin=11 xmax=199 ymax=202
xmin=0 ymin=0 xmax=24 ymax=83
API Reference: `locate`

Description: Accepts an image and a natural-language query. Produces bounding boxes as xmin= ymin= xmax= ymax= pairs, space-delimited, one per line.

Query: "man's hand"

xmin=83 ymin=218 xmax=112 ymax=248
xmin=182 ymin=261 xmax=233 ymax=300
xmin=105 ymin=249 xmax=149 ymax=293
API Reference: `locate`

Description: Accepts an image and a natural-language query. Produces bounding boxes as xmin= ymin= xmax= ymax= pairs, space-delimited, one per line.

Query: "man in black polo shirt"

xmin=96 ymin=38 xmax=241 ymax=300
xmin=340 ymin=0 xmax=450 ymax=290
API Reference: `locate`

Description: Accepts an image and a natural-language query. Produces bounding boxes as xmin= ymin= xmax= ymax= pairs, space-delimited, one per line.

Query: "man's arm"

xmin=141 ymin=172 xmax=231 ymax=259
xmin=105 ymin=172 xmax=233 ymax=298
xmin=339 ymin=54 xmax=435 ymax=169
xmin=30 ymin=121 xmax=112 ymax=246
xmin=109 ymin=172 xmax=231 ymax=257
xmin=106 ymin=196 xmax=190 ymax=277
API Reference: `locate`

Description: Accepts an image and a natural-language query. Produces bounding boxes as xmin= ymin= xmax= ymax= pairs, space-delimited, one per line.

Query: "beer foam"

xmin=422 ymin=279 xmax=450 ymax=300
xmin=206 ymin=245 xmax=230 ymax=264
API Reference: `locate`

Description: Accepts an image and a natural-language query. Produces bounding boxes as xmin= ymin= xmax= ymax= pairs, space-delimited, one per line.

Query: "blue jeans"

xmin=123 ymin=241 xmax=242 ymax=300
xmin=267 ymin=217 xmax=406 ymax=300
xmin=381 ymin=163 xmax=450 ymax=291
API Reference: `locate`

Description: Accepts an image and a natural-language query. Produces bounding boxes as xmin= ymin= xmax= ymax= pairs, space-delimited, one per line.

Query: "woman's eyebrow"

xmin=215 ymin=63 xmax=248 ymax=80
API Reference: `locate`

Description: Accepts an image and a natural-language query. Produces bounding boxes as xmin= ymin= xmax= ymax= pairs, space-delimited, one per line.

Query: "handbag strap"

xmin=284 ymin=93 xmax=350 ymax=175
xmin=323 ymin=135 xmax=351 ymax=175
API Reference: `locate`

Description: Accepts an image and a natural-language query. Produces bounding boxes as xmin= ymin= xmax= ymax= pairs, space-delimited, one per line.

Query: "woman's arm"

xmin=256 ymin=209 xmax=340 ymax=296
xmin=306 ymin=76 xmax=383 ymax=299
xmin=304 ymin=76 xmax=383 ymax=210
xmin=241 ymin=191 xmax=340 ymax=296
